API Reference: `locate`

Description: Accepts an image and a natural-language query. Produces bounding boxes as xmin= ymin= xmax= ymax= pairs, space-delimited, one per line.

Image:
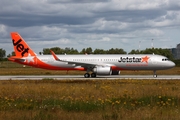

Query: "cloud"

xmin=0 ymin=24 xmax=7 ymax=37
xmin=143 ymin=29 xmax=164 ymax=36
xmin=101 ymin=37 xmax=111 ymax=42
xmin=39 ymin=38 xmax=71 ymax=45
xmin=47 ymin=0 xmax=109 ymax=3
xmin=0 ymin=0 xmax=180 ymax=55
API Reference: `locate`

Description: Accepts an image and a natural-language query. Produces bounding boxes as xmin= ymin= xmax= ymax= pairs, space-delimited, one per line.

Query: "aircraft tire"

xmin=91 ymin=73 xmax=96 ymax=78
xmin=84 ymin=73 xmax=90 ymax=78
xmin=153 ymin=74 xmax=157 ymax=78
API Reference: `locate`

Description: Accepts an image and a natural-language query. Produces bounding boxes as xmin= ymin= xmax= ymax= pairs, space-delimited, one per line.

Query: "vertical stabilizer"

xmin=11 ymin=32 xmax=36 ymax=57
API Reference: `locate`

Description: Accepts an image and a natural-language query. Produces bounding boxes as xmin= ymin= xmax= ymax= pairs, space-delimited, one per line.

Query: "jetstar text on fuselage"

xmin=118 ymin=57 xmax=142 ymax=63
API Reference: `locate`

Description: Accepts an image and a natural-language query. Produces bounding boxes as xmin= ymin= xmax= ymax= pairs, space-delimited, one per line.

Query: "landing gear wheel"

xmin=153 ymin=74 xmax=157 ymax=78
xmin=84 ymin=73 xmax=90 ymax=78
xmin=91 ymin=73 xmax=97 ymax=78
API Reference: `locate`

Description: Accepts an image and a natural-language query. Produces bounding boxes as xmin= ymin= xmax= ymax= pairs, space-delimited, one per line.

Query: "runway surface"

xmin=0 ymin=75 xmax=180 ymax=80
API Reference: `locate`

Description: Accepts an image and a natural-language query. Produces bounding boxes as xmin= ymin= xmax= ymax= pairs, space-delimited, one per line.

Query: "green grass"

xmin=0 ymin=61 xmax=180 ymax=119
xmin=0 ymin=80 xmax=180 ymax=119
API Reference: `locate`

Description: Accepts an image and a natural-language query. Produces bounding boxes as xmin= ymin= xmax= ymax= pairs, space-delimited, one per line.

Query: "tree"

xmin=129 ymin=49 xmax=140 ymax=54
xmin=80 ymin=47 xmax=93 ymax=54
xmin=7 ymin=51 xmax=15 ymax=57
xmin=43 ymin=47 xmax=79 ymax=55
xmin=69 ymin=48 xmax=79 ymax=54
xmin=12 ymin=51 xmax=15 ymax=56
xmin=50 ymin=47 xmax=64 ymax=54
xmin=43 ymin=48 xmax=51 ymax=54
xmin=86 ymin=47 xmax=93 ymax=54
xmin=80 ymin=48 xmax=86 ymax=54
xmin=64 ymin=47 xmax=71 ymax=54
xmin=0 ymin=48 xmax=6 ymax=61
xmin=94 ymin=49 xmax=106 ymax=54
xmin=107 ymin=48 xmax=126 ymax=54
xmin=64 ymin=47 xmax=79 ymax=54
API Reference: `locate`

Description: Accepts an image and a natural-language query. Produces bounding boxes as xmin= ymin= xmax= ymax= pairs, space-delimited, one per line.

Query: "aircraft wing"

xmin=50 ymin=50 xmax=106 ymax=67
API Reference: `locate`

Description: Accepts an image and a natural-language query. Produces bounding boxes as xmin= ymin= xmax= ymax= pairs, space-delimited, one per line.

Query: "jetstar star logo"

xmin=118 ymin=56 xmax=149 ymax=63
xmin=24 ymin=53 xmax=35 ymax=64
xmin=141 ymin=56 xmax=149 ymax=63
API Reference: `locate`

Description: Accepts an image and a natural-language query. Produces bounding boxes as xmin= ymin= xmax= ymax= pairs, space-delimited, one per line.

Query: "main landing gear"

xmin=84 ymin=73 xmax=97 ymax=78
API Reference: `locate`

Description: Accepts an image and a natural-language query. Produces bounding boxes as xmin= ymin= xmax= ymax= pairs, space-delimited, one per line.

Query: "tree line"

xmin=0 ymin=47 xmax=176 ymax=61
xmin=41 ymin=47 xmax=127 ymax=55
xmin=42 ymin=47 xmax=174 ymax=60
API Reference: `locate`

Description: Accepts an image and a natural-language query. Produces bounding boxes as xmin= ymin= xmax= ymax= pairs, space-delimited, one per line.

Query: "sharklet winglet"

xmin=50 ymin=50 xmax=62 ymax=61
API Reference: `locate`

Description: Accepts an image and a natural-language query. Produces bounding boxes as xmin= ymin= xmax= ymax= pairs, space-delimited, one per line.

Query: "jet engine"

xmin=93 ymin=66 xmax=112 ymax=75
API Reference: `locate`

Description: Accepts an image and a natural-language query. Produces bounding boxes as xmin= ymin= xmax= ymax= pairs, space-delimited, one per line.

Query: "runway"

xmin=0 ymin=75 xmax=180 ymax=80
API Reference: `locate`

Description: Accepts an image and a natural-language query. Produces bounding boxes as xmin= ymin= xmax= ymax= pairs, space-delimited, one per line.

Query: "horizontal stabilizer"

xmin=8 ymin=56 xmax=26 ymax=62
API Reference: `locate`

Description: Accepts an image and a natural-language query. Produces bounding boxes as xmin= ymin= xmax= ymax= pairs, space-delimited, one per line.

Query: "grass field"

xmin=0 ymin=61 xmax=180 ymax=119
xmin=0 ymin=79 xmax=180 ymax=120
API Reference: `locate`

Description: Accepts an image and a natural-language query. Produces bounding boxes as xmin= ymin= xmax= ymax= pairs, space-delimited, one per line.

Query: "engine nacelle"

xmin=111 ymin=70 xmax=120 ymax=75
xmin=93 ymin=66 xmax=112 ymax=75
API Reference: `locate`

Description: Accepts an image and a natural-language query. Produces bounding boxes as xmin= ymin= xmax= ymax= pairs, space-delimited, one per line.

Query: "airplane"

xmin=8 ymin=32 xmax=175 ymax=78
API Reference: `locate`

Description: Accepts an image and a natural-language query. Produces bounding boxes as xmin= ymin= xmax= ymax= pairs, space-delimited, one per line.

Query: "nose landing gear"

xmin=153 ymin=70 xmax=157 ymax=78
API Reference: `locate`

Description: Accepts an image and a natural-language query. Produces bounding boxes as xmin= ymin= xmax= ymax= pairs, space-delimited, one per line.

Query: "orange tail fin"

xmin=11 ymin=32 xmax=36 ymax=57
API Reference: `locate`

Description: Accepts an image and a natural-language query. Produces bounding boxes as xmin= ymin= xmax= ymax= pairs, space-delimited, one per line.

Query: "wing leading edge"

xmin=50 ymin=50 xmax=98 ymax=67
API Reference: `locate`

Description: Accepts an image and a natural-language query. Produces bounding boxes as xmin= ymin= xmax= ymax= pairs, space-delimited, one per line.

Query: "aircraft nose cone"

xmin=172 ymin=61 xmax=176 ymax=67
xmin=169 ymin=61 xmax=175 ymax=68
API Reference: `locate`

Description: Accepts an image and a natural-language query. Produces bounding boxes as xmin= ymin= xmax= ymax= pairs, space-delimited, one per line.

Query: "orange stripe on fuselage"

xmin=10 ymin=56 xmax=86 ymax=71
xmin=111 ymin=66 xmax=127 ymax=70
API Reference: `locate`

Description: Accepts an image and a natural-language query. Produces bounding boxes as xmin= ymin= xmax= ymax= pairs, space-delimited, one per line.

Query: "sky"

xmin=0 ymin=0 xmax=180 ymax=55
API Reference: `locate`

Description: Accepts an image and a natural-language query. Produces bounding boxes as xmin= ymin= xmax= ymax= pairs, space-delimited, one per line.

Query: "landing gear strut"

xmin=153 ymin=70 xmax=157 ymax=78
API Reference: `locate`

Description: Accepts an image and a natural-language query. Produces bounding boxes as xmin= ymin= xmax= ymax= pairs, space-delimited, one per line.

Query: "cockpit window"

xmin=162 ymin=58 xmax=169 ymax=61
